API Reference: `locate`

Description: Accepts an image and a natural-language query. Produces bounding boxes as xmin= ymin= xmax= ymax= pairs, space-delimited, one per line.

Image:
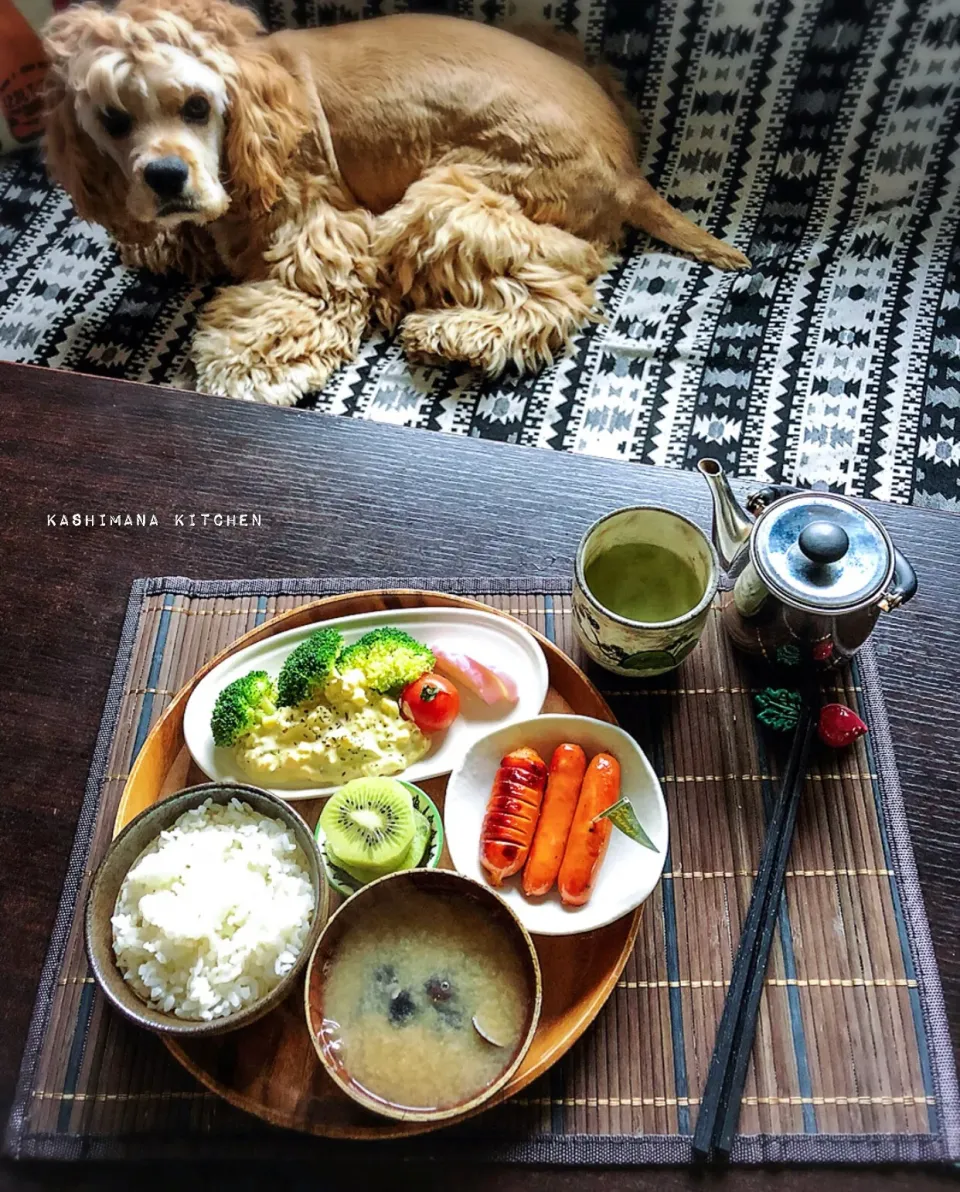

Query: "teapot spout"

xmin=697 ymin=458 xmax=754 ymax=571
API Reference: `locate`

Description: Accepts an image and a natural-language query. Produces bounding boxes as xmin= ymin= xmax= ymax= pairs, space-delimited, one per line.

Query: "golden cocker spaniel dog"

xmin=42 ymin=0 xmax=749 ymax=406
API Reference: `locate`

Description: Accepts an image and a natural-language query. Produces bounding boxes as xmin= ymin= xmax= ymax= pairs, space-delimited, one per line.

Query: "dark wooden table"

xmin=1 ymin=360 xmax=958 ymax=1192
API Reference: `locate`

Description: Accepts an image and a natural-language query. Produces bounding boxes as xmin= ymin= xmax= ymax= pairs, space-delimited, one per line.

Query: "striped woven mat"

xmin=5 ymin=578 xmax=959 ymax=1164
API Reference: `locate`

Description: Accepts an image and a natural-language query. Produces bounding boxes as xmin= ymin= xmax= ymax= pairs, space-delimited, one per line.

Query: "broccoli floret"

xmin=338 ymin=627 xmax=435 ymax=694
xmin=277 ymin=627 xmax=344 ymax=707
xmin=210 ymin=671 xmax=277 ymax=747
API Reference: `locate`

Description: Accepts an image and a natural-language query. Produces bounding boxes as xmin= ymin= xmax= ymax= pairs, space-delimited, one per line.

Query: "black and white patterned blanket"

xmin=2 ymin=0 xmax=958 ymax=508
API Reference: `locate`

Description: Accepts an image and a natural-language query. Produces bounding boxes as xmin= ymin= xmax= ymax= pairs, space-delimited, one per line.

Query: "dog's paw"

xmin=192 ymin=359 xmax=320 ymax=406
xmin=399 ymin=308 xmax=572 ymax=376
xmin=399 ymin=311 xmax=501 ymax=373
xmin=697 ymin=243 xmax=751 ymax=271
xmin=191 ymin=329 xmax=330 ymax=405
xmin=396 ymin=318 xmax=448 ymax=369
xmin=191 ymin=279 xmax=367 ymax=406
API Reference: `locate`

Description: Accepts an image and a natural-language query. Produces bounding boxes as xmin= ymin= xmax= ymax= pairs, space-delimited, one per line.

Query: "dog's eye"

xmin=181 ymin=94 xmax=210 ymax=123
xmin=99 ymin=107 xmax=133 ymax=139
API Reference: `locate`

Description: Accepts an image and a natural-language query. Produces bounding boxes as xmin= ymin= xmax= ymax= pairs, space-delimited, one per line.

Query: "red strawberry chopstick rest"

xmin=817 ymin=703 xmax=868 ymax=749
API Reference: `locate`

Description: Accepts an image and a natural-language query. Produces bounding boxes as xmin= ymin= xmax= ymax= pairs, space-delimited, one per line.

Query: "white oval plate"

xmin=444 ymin=714 xmax=668 ymax=936
xmin=183 ymin=607 xmax=549 ymax=801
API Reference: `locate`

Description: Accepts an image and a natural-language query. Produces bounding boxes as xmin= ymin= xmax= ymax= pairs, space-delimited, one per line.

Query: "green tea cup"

xmin=572 ymin=506 xmax=719 ymax=677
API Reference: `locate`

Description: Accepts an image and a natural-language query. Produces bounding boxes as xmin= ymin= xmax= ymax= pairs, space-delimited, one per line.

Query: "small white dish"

xmin=183 ymin=606 xmax=549 ymax=801
xmin=444 ymin=714 xmax=668 ymax=936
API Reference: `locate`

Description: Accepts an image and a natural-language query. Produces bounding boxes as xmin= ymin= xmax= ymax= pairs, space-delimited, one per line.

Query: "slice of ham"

xmin=432 ymin=649 xmax=519 ymax=706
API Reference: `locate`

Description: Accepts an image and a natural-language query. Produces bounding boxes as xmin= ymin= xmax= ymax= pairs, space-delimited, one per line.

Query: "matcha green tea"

xmin=584 ymin=542 xmax=703 ymax=623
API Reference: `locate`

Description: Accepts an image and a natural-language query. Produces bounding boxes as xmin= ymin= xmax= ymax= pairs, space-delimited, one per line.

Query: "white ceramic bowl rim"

xmin=443 ymin=713 xmax=669 ymax=936
xmin=574 ymin=504 xmax=720 ymax=630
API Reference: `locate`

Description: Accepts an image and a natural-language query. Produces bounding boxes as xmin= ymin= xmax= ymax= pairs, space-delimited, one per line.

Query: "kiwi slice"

xmin=325 ymin=846 xmax=390 ymax=886
xmin=396 ymin=809 xmax=432 ymax=872
xmin=327 ymin=809 xmax=433 ymax=886
xmin=319 ymin=778 xmax=414 ymax=870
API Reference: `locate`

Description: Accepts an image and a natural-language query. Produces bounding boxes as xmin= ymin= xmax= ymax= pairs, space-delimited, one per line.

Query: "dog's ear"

xmin=224 ymin=44 xmax=310 ymax=215
xmin=180 ymin=0 xmax=263 ymax=44
xmin=43 ymin=83 xmax=135 ymax=236
xmin=42 ymin=6 xmax=135 ymax=236
xmin=42 ymin=2 xmax=111 ymax=65
xmin=119 ymin=0 xmax=265 ymax=46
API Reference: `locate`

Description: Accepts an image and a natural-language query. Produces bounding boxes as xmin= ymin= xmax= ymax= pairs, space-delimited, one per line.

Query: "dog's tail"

xmin=622 ymin=176 xmax=751 ymax=270
xmin=507 ymin=24 xmax=642 ymax=140
xmin=511 ymin=24 xmax=750 ymax=271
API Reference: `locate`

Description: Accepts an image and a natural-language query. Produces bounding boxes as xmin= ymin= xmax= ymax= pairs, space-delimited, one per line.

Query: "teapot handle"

xmin=880 ymin=549 xmax=918 ymax=611
xmin=746 ymin=483 xmax=803 ymax=517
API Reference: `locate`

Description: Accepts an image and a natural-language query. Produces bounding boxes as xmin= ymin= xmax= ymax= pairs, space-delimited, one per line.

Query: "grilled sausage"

xmin=480 ymin=747 xmax=547 ymax=886
xmin=522 ymin=743 xmax=587 ymax=897
xmin=558 ymin=752 xmax=620 ymax=906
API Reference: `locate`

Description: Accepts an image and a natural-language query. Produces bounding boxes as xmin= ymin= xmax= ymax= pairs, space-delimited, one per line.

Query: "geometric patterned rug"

xmin=2 ymin=0 xmax=959 ymax=509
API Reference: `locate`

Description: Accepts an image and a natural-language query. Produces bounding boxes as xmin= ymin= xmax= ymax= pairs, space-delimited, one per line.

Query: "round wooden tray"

xmin=115 ymin=590 xmax=642 ymax=1140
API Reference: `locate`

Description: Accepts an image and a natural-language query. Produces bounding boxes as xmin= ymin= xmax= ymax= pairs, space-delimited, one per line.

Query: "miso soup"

xmin=320 ymin=888 xmax=533 ymax=1112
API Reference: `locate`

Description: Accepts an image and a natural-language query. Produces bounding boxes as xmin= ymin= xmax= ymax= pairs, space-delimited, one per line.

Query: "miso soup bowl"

xmin=304 ymin=868 xmax=543 ymax=1123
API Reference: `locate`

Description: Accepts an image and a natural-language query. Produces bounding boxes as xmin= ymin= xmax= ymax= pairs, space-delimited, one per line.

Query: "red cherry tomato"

xmin=400 ymin=673 xmax=461 ymax=734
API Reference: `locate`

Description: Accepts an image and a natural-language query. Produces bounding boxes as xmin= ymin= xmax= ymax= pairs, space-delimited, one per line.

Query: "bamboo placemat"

xmin=5 ymin=577 xmax=959 ymax=1165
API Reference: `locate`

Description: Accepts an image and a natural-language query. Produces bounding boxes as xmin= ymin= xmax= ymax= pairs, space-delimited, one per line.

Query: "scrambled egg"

xmin=238 ymin=668 xmax=430 ymax=787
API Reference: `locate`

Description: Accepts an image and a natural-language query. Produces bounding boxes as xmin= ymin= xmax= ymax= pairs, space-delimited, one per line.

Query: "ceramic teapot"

xmin=698 ymin=459 xmax=917 ymax=671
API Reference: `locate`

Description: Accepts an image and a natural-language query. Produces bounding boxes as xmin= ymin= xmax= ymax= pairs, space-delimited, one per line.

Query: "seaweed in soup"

xmin=373 ymin=963 xmax=398 ymax=990
xmin=388 ymin=989 xmax=418 ymax=1026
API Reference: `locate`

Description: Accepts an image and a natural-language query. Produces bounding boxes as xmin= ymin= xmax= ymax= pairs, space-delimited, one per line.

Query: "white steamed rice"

xmin=112 ymin=797 xmax=315 ymax=1021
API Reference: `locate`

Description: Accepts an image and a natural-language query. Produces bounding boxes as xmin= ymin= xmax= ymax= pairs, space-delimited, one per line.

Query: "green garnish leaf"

xmin=592 ymin=797 xmax=659 ymax=851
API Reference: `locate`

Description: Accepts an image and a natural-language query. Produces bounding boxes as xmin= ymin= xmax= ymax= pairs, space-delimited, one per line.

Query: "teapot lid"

xmin=751 ymin=493 xmax=894 ymax=613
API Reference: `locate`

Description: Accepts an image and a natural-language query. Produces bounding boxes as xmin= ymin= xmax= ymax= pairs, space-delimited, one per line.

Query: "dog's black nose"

xmin=143 ymin=156 xmax=189 ymax=199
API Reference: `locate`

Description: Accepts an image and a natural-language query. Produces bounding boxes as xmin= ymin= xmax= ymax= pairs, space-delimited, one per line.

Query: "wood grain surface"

xmin=2 ymin=360 xmax=960 ymax=1191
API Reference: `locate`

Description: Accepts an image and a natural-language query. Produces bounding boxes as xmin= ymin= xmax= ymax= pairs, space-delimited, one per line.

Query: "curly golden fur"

xmin=42 ymin=0 xmax=749 ymax=405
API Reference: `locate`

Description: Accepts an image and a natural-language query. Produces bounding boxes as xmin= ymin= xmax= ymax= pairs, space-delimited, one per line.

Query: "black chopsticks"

xmin=692 ymin=699 xmax=818 ymax=1162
